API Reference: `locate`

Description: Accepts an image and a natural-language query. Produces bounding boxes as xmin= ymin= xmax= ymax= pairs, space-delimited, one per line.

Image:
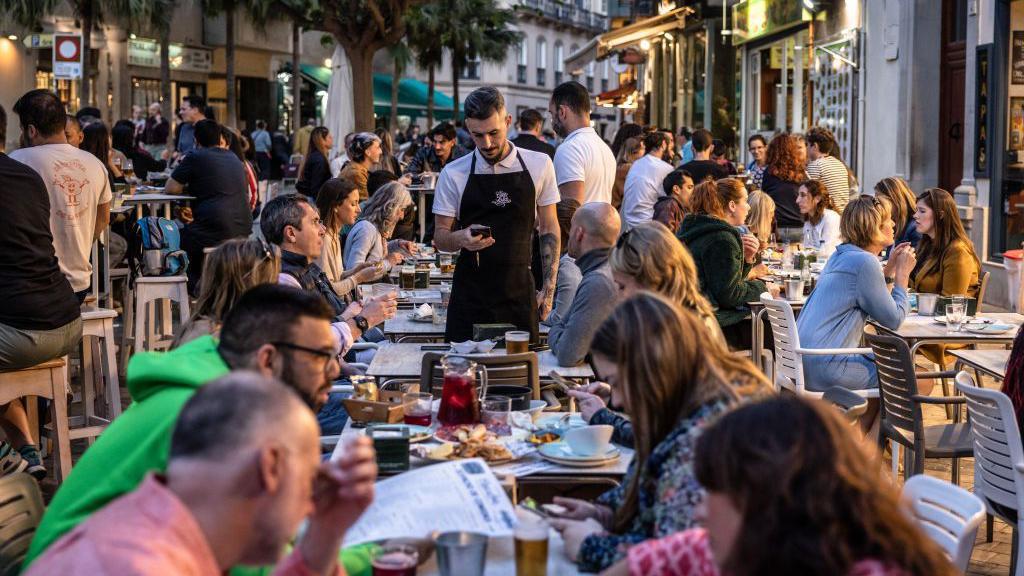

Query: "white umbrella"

xmin=325 ymin=44 xmax=354 ymax=162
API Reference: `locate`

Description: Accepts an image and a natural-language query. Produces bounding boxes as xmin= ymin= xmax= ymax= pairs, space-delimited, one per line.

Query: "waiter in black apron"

xmin=432 ymin=87 xmax=562 ymax=343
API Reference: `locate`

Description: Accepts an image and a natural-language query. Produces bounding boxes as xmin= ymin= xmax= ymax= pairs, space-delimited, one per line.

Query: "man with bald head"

xmin=28 ymin=372 xmax=377 ymax=576
xmin=548 ymin=202 xmax=621 ymax=366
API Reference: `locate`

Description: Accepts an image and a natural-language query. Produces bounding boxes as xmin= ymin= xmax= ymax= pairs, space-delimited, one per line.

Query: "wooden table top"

xmin=870 ymin=313 xmax=1024 ymax=341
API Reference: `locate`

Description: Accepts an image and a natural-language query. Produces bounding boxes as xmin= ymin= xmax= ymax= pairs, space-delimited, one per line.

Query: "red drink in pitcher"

xmin=437 ymin=372 xmax=479 ymax=426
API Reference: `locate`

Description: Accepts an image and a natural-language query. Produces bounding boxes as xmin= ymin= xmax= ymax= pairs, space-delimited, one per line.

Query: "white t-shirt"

xmin=621 ymin=154 xmax=675 ymax=231
xmin=553 ymin=127 xmax=615 ymax=205
xmin=803 ymin=208 xmax=842 ymax=258
xmin=10 ymin=143 xmax=112 ymax=292
xmin=432 ymin=143 xmax=560 ymax=219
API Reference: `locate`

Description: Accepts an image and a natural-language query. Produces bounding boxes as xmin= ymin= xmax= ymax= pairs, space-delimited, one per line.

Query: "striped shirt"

xmin=806 ymin=155 xmax=850 ymax=212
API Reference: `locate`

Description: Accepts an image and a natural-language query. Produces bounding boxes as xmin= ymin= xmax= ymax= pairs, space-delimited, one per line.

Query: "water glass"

xmin=945 ymin=303 xmax=965 ymax=333
xmin=481 ymin=396 xmax=512 ymax=428
xmin=432 ymin=303 xmax=448 ymax=326
xmin=435 ymin=532 xmax=488 ymax=576
xmin=373 ymin=283 xmax=398 ymax=300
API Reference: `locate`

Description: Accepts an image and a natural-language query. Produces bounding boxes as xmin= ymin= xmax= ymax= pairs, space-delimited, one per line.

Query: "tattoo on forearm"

xmin=540 ymin=232 xmax=560 ymax=294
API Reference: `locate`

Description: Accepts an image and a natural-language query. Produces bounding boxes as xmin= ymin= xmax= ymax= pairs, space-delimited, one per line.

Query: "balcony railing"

xmin=517 ymin=0 xmax=609 ymax=33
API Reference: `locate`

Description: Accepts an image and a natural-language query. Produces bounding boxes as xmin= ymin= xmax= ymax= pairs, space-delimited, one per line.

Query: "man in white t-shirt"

xmin=805 ymin=126 xmax=851 ymax=213
xmin=549 ymin=81 xmax=615 ymax=211
xmin=10 ymin=89 xmax=111 ymax=301
xmin=433 ymin=87 xmax=561 ymax=343
xmin=620 ymin=131 xmax=675 ymax=231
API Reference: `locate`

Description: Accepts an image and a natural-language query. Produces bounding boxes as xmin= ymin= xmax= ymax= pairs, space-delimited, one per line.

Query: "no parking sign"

xmin=53 ymin=34 xmax=82 ymax=79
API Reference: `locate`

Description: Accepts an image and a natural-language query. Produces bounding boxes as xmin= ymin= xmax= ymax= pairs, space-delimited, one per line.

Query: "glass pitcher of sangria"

xmin=436 ymin=355 xmax=488 ymax=426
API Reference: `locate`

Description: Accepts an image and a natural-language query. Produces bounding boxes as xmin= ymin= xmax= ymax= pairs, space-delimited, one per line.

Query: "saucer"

xmin=538 ymin=441 xmax=620 ymax=462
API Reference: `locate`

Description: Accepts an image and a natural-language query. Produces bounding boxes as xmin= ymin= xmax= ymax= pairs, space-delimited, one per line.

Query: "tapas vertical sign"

xmin=975 ymin=44 xmax=993 ymax=178
xmin=1013 ymin=31 xmax=1024 ymax=85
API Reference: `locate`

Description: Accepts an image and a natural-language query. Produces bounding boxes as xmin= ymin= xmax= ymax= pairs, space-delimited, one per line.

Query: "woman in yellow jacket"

xmin=910 ymin=187 xmax=981 ymax=368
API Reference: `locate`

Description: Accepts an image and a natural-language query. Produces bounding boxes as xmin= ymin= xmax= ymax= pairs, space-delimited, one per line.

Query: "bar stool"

xmin=0 ymin=359 xmax=72 ymax=481
xmin=78 ymin=307 xmax=122 ymax=443
xmin=121 ymin=276 xmax=191 ymax=365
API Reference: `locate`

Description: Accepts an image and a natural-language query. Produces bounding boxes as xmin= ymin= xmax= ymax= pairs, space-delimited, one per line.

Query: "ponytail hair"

xmin=689 ymin=177 xmax=746 ymax=220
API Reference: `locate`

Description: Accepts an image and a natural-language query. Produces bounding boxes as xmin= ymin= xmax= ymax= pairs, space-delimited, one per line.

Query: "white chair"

xmin=902 ymin=474 xmax=986 ymax=572
xmin=955 ymin=371 xmax=1024 ymax=575
xmin=75 ymin=307 xmax=123 ymax=444
xmin=759 ymin=293 xmax=878 ymax=400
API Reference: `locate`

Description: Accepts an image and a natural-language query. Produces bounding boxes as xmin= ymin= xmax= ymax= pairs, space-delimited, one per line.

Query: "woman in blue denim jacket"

xmin=796 ymin=195 xmax=918 ymax=393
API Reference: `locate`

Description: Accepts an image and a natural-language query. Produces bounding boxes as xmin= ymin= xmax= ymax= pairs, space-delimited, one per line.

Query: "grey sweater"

xmin=548 ymin=247 xmax=619 ymax=366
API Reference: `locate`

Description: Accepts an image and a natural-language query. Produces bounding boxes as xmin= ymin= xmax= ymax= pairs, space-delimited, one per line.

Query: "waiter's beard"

xmin=480 ymin=141 xmax=509 ymax=165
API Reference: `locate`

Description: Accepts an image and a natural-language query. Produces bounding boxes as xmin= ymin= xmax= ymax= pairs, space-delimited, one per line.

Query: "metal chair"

xmin=759 ymin=293 xmax=878 ymax=400
xmin=866 ymin=333 xmax=972 ymax=484
xmin=955 ymin=371 xmax=1024 ymax=576
xmin=902 ymin=474 xmax=986 ymax=572
xmin=0 ymin=473 xmax=45 ymax=575
xmin=420 ymin=352 xmax=541 ymax=400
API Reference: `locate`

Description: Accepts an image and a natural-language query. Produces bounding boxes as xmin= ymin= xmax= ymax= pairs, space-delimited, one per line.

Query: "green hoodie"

xmin=678 ymin=213 xmax=766 ymax=328
xmin=25 ymin=336 xmax=373 ymax=575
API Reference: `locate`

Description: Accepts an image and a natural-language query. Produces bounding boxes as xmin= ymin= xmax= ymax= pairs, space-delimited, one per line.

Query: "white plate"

xmin=538 ymin=442 xmax=620 ymax=462
xmin=966 ymin=324 xmax=1016 ymax=335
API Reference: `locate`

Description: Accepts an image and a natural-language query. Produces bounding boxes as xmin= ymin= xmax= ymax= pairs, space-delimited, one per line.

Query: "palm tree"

xmin=1 ymin=0 xmax=163 ymax=109
xmin=406 ymin=3 xmax=444 ymax=128
xmin=201 ymin=0 xmax=242 ymax=126
xmin=320 ymin=0 xmax=428 ymax=131
xmin=441 ymin=0 xmax=520 ymax=122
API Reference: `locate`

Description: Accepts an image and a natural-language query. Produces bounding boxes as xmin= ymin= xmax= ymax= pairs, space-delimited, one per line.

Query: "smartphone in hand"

xmin=469 ymin=224 xmax=492 ymax=239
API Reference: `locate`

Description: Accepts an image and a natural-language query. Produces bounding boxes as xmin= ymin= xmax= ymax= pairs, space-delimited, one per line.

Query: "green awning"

xmin=300 ymin=65 xmax=460 ymax=121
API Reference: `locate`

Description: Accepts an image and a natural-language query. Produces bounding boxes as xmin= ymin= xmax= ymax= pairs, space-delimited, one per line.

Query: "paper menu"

xmin=342 ymin=458 xmax=516 ymax=546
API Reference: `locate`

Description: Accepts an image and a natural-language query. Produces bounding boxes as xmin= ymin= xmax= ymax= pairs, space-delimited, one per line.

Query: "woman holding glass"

xmin=343 ymin=181 xmax=417 ymax=272
xmin=796 ymin=180 xmax=841 ymax=258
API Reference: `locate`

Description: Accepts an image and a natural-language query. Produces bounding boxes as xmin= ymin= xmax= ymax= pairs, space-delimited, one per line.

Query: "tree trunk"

xmin=427 ymin=65 xmax=435 ymax=128
xmin=345 ymin=43 xmax=377 ymax=132
xmin=292 ymin=22 xmax=302 ymax=145
xmin=225 ymin=2 xmax=237 ymax=126
xmin=79 ymin=0 xmax=94 ymax=107
xmin=390 ymin=57 xmax=400 ymax=132
xmin=160 ymin=24 xmax=172 ymax=151
xmin=451 ymin=62 xmax=460 ymax=123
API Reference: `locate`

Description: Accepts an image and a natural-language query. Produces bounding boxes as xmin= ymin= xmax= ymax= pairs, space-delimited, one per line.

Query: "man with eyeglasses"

xmin=27 ymin=284 xmax=382 ymax=574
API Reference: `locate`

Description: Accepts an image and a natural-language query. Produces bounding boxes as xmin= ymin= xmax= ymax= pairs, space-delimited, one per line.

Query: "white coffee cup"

xmin=564 ymin=425 xmax=613 ymax=457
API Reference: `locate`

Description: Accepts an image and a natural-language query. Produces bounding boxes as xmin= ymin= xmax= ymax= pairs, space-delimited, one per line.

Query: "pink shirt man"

xmin=26 ymin=474 xmax=341 ymax=576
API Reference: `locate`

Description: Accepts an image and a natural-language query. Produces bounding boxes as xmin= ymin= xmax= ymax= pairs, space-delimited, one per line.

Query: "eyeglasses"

xmin=270 ymin=341 xmax=340 ymax=375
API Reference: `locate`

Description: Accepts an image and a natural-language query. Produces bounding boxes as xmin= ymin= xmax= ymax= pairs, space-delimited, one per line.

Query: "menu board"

xmin=1013 ymin=31 xmax=1024 ymax=85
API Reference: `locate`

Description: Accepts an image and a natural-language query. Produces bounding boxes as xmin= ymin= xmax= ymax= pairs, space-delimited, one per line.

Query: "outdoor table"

xmin=122 ymin=193 xmax=195 ymax=220
xmin=407 ymin=185 xmax=435 ymax=243
xmin=358 ymin=286 xmax=444 ymax=304
xmin=868 ymin=313 xmax=1024 ymax=356
xmin=366 ymin=342 xmax=591 ymax=380
xmin=383 ymin=316 xmax=550 ymax=342
xmin=949 ymin=348 xmax=1011 ymax=382
xmin=419 ymin=532 xmax=580 ymax=575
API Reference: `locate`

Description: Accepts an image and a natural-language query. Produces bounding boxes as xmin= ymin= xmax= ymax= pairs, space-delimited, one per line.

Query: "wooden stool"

xmin=77 ymin=307 xmax=122 ymax=444
xmin=121 ymin=276 xmax=190 ymax=366
xmin=0 ymin=359 xmax=72 ymax=481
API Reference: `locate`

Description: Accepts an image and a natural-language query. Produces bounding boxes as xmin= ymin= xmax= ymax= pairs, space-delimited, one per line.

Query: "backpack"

xmin=128 ymin=216 xmax=189 ymax=280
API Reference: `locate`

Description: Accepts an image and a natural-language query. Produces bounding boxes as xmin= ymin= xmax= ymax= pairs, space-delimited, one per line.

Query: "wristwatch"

xmin=353 ymin=315 xmax=369 ymax=332
xmin=884 ymin=275 xmax=895 ymax=285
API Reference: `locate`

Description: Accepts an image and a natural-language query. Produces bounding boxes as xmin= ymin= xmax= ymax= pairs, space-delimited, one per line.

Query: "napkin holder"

xmin=367 ymin=425 xmax=411 ymax=473
xmin=343 ymin=388 xmax=405 ymax=424
xmin=473 ymin=323 xmax=517 ymax=342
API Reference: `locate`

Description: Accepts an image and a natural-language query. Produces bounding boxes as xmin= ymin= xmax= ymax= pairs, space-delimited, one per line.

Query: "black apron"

xmin=445 ymin=150 xmax=539 ymax=342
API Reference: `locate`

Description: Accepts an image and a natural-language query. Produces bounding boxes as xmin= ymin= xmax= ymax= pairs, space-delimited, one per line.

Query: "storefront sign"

xmin=975 ymin=44 xmax=993 ymax=178
xmin=127 ymin=39 xmax=212 ymax=73
xmin=53 ymin=34 xmax=82 ymax=79
xmin=1013 ymin=31 xmax=1024 ymax=85
xmin=731 ymin=0 xmax=808 ymax=45
xmin=23 ymin=34 xmax=53 ymax=48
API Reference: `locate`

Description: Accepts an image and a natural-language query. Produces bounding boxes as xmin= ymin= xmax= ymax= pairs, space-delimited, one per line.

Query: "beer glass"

xmin=400 ymin=264 xmax=416 ymax=290
xmin=505 ymin=331 xmax=530 ymax=355
xmin=515 ymin=519 xmax=548 ymax=576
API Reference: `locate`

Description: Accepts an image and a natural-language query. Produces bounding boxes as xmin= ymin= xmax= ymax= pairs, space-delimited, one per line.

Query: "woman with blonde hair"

xmin=745 ymin=189 xmax=775 ymax=245
xmin=679 ymin=179 xmax=779 ymax=349
xmin=796 ymin=196 xmax=916 ymax=426
xmin=343 ymin=181 xmax=417 ymax=270
xmin=551 ymin=292 xmax=769 ymax=572
xmin=172 ymin=237 xmax=281 ymax=347
xmin=874 ymin=176 xmax=920 ymax=248
xmin=611 ymin=136 xmax=644 ymax=210
xmin=295 ymin=126 xmax=333 ymax=200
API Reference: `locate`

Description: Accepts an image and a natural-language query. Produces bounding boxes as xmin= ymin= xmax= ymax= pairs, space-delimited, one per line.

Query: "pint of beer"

xmin=506 ymin=331 xmax=530 ymax=355
xmin=514 ymin=520 xmax=548 ymax=576
xmin=400 ymin=264 xmax=416 ymax=290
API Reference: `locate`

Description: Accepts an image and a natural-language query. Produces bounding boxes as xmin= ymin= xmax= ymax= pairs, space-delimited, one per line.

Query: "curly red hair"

xmin=765 ymin=133 xmax=806 ymax=183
